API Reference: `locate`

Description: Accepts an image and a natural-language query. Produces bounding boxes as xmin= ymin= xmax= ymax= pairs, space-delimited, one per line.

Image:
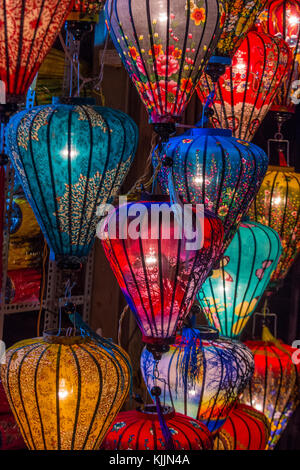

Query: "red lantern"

xmin=197 ymin=31 xmax=291 ymax=141
xmin=101 ymin=406 xmax=213 ymax=450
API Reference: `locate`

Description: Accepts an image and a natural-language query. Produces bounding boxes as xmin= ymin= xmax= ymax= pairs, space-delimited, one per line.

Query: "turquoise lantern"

xmin=6 ymin=98 xmax=138 ymax=269
xmin=153 ymin=128 xmax=268 ymax=252
xmin=197 ymin=220 xmax=282 ymax=338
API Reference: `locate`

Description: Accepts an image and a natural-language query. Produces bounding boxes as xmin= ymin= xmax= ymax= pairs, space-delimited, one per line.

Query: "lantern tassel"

xmin=167 ymin=166 xmax=183 ymax=228
xmin=153 ymin=391 xmax=175 ymax=450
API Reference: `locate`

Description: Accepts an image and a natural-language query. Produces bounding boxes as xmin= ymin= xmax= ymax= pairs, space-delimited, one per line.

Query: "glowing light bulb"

xmin=60 ymin=145 xmax=78 ymax=160
xmin=145 ymin=253 xmax=157 ymax=265
xmin=273 ymin=196 xmax=282 ymax=205
xmin=59 ymin=379 xmax=71 ymax=400
xmin=288 ymin=15 xmax=300 ymax=26
xmin=158 ymin=13 xmax=168 ymax=22
xmin=193 ymin=175 xmax=203 ymax=185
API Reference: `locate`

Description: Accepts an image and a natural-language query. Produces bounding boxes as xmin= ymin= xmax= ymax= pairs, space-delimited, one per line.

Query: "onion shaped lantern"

xmin=248 ymin=166 xmax=300 ymax=286
xmin=197 ymin=31 xmax=291 ymax=141
xmin=197 ymin=220 xmax=282 ymax=338
xmin=99 ymin=196 xmax=224 ymax=357
xmin=105 ymin=0 xmax=224 ymax=137
xmin=240 ymin=340 xmax=300 ymax=450
xmin=0 ymin=329 xmax=131 ymax=450
xmin=153 ymin=128 xmax=268 ymax=253
xmin=140 ymin=327 xmax=254 ymax=433
xmin=101 ymin=406 xmax=213 ymax=450
xmin=214 ymin=403 xmax=270 ymax=450
xmin=6 ymin=98 xmax=138 ymax=269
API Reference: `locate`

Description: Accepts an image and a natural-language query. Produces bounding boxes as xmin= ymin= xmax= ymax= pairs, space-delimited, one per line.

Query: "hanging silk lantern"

xmin=248 ymin=166 xmax=300 ymax=287
xmin=214 ymin=403 xmax=270 ymax=450
xmin=153 ymin=128 xmax=268 ymax=252
xmin=240 ymin=340 xmax=300 ymax=450
xmin=256 ymin=0 xmax=300 ymax=114
xmin=101 ymin=406 xmax=212 ymax=450
xmin=0 ymin=329 xmax=131 ymax=450
xmin=105 ymin=0 xmax=225 ymax=138
xmin=197 ymin=220 xmax=282 ymax=338
xmin=197 ymin=31 xmax=291 ymax=141
xmin=6 ymin=98 xmax=138 ymax=269
xmin=141 ymin=327 xmax=254 ymax=433
xmin=99 ymin=196 xmax=224 ymax=357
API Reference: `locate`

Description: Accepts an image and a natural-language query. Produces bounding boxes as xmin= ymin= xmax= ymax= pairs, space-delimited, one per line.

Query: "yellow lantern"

xmin=0 ymin=329 xmax=131 ymax=450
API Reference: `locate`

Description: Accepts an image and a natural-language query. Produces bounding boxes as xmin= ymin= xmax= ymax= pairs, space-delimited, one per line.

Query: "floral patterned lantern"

xmin=6 ymin=98 xmax=138 ymax=269
xmin=0 ymin=329 xmax=131 ymax=450
xmin=240 ymin=340 xmax=300 ymax=450
xmin=214 ymin=403 xmax=270 ymax=450
xmin=197 ymin=31 xmax=291 ymax=141
xmin=197 ymin=220 xmax=282 ymax=338
xmin=105 ymin=0 xmax=225 ymax=137
xmin=99 ymin=196 xmax=224 ymax=357
xmin=153 ymin=128 xmax=268 ymax=253
xmin=248 ymin=166 xmax=300 ymax=287
xmin=141 ymin=327 xmax=254 ymax=433
xmin=101 ymin=406 xmax=213 ymax=450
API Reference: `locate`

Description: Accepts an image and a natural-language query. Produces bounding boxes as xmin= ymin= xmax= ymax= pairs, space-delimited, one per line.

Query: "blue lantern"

xmin=153 ymin=128 xmax=268 ymax=251
xmin=6 ymin=98 xmax=138 ymax=268
xmin=197 ymin=220 xmax=283 ymax=338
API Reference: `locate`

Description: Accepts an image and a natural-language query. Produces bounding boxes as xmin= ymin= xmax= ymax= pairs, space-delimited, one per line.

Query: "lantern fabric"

xmin=6 ymin=269 xmax=41 ymax=304
xmin=256 ymin=0 xmax=300 ymax=113
xmin=240 ymin=340 xmax=300 ymax=450
xmin=6 ymin=98 xmax=138 ymax=269
xmin=0 ymin=0 xmax=73 ymax=102
xmin=153 ymin=128 xmax=268 ymax=252
xmin=140 ymin=327 xmax=254 ymax=433
xmin=197 ymin=31 xmax=291 ymax=141
xmin=0 ymin=414 xmax=26 ymax=450
xmin=0 ymin=330 xmax=131 ymax=450
xmin=214 ymin=403 xmax=270 ymax=450
xmin=105 ymin=0 xmax=224 ymax=125
xmin=248 ymin=166 xmax=300 ymax=286
xmin=73 ymin=0 xmax=105 ymax=15
xmin=101 ymin=406 xmax=213 ymax=450
xmin=99 ymin=197 xmax=224 ymax=348
xmin=197 ymin=220 xmax=282 ymax=338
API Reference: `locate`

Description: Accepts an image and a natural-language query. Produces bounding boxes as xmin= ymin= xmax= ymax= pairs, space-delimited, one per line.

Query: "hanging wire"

xmin=118 ymin=304 xmax=129 ymax=346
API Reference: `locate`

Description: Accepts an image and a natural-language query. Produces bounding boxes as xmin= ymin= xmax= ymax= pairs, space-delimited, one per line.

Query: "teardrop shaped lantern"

xmin=153 ymin=128 xmax=268 ymax=252
xmin=214 ymin=403 xmax=270 ymax=450
xmin=6 ymin=98 xmax=138 ymax=269
xmin=239 ymin=340 xmax=300 ymax=450
xmin=197 ymin=220 xmax=282 ymax=338
xmin=197 ymin=31 xmax=291 ymax=141
xmin=0 ymin=329 xmax=131 ymax=450
xmin=248 ymin=166 xmax=300 ymax=287
xmin=101 ymin=406 xmax=213 ymax=450
xmin=141 ymin=327 xmax=254 ymax=433
xmin=105 ymin=0 xmax=224 ymax=137
xmin=99 ymin=196 xmax=224 ymax=357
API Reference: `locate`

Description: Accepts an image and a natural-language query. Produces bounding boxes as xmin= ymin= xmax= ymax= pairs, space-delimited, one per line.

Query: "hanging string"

xmin=118 ymin=304 xmax=129 ymax=346
xmin=199 ymin=83 xmax=216 ymax=128
xmin=36 ymin=239 xmax=48 ymax=337
xmin=152 ymin=362 xmax=175 ymax=450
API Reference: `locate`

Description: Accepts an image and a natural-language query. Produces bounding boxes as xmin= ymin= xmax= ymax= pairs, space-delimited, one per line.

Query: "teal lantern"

xmin=197 ymin=220 xmax=282 ymax=338
xmin=6 ymin=98 xmax=138 ymax=269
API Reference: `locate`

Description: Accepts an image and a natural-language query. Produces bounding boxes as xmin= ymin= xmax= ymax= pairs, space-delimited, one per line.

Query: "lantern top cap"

xmin=135 ymin=405 xmax=176 ymax=420
xmin=52 ymin=96 xmax=96 ymax=106
xmin=186 ymin=128 xmax=232 ymax=138
xmin=43 ymin=328 xmax=89 ymax=345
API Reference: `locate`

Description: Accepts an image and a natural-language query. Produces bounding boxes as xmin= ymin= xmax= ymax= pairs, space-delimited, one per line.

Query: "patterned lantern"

xmin=197 ymin=220 xmax=282 ymax=338
xmin=105 ymin=0 xmax=224 ymax=136
xmin=214 ymin=403 xmax=270 ymax=450
xmin=99 ymin=196 xmax=224 ymax=356
xmin=0 ymin=329 xmax=131 ymax=450
xmin=141 ymin=327 xmax=254 ymax=433
xmin=240 ymin=340 xmax=300 ymax=450
xmin=6 ymin=98 xmax=138 ymax=269
xmin=0 ymin=0 xmax=73 ymax=103
xmin=197 ymin=31 xmax=291 ymax=141
xmin=153 ymin=128 xmax=268 ymax=252
xmin=101 ymin=406 xmax=213 ymax=450
xmin=248 ymin=166 xmax=300 ymax=286
xmin=256 ymin=0 xmax=300 ymax=114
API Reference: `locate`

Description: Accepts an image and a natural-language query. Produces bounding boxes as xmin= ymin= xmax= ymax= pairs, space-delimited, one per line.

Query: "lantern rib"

xmin=69 ymin=346 xmax=82 ymax=450
xmin=55 ymin=344 xmax=62 ymax=450
xmin=167 ymin=238 xmax=181 ymax=338
xmin=33 ymin=345 xmax=50 ymax=450
xmin=67 ymin=110 xmax=73 ymax=257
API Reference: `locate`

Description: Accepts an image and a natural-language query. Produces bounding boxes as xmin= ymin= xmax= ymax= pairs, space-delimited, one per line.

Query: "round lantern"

xmin=240 ymin=340 xmax=300 ymax=449
xmin=141 ymin=327 xmax=254 ymax=433
xmin=105 ymin=0 xmax=224 ymax=137
xmin=197 ymin=31 xmax=291 ymax=141
xmin=101 ymin=406 xmax=213 ymax=450
xmin=99 ymin=196 xmax=224 ymax=357
xmin=6 ymin=97 xmax=138 ymax=269
xmin=197 ymin=220 xmax=282 ymax=338
xmin=0 ymin=329 xmax=131 ymax=450
xmin=153 ymin=128 xmax=268 ymax=252
xmin=248 ymin=166 xmax=300 ymax=286
xmin=214 ymin=403 xmax=270 ymax=450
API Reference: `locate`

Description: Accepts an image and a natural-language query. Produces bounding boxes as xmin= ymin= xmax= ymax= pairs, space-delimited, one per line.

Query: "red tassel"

xmin=278 ymin=149 xmax=287 ymax=167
